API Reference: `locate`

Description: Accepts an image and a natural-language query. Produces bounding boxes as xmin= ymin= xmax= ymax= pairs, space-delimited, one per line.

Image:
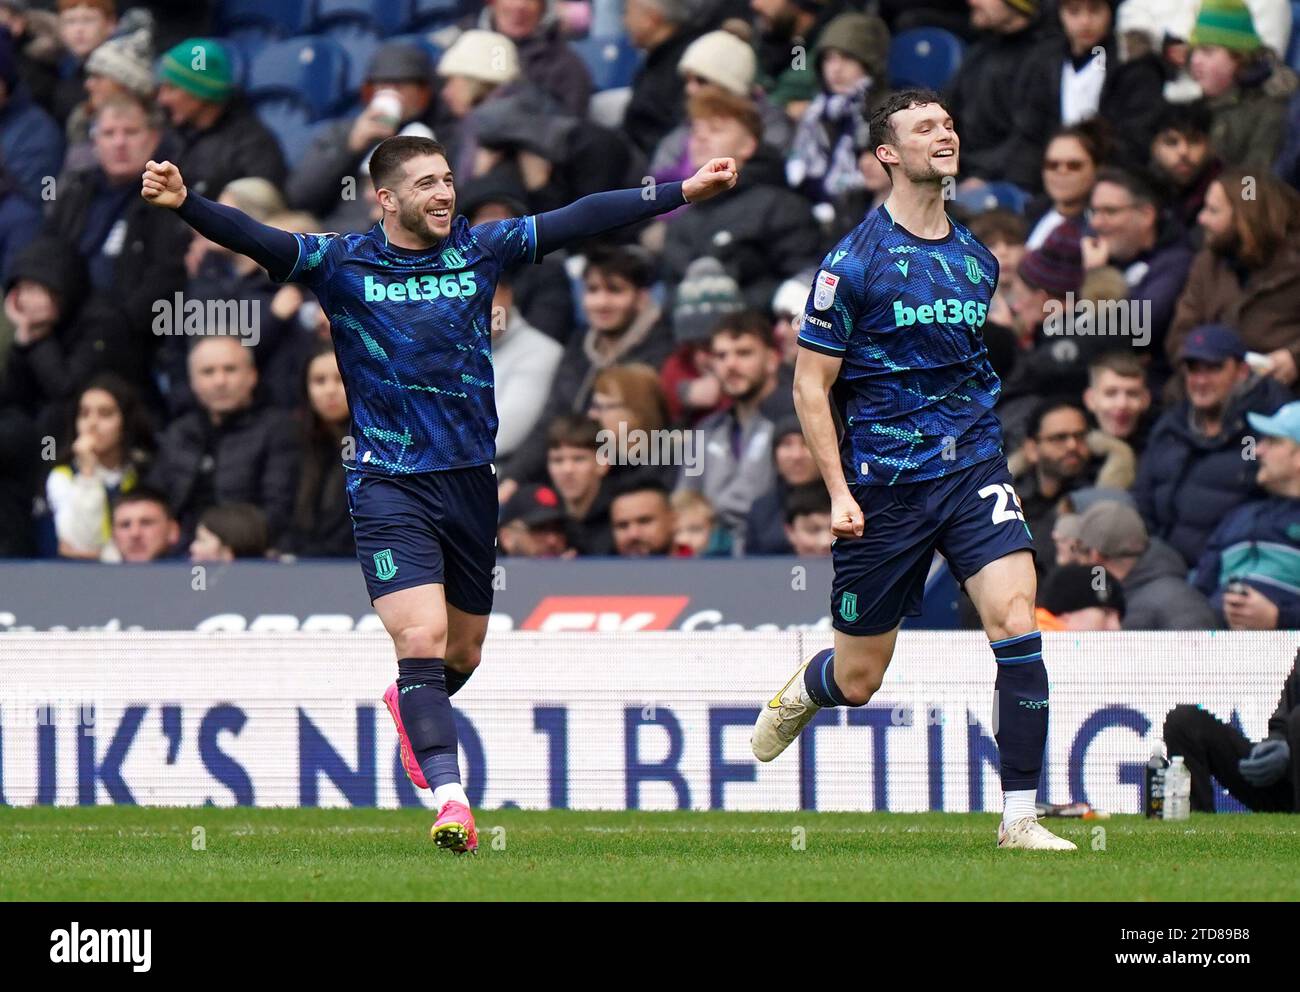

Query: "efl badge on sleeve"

xmin=813 ymin=269 xmax=839 ymax=311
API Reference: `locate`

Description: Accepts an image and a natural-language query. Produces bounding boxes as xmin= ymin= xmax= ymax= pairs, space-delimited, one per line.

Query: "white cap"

xmin=678 ymin=30 xmax=756 ymax=98
xmin=438 ymin=30 xmax=520 ymax=86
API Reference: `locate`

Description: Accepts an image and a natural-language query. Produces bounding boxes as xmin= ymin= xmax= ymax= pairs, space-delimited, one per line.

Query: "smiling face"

xmin=876 ymin=102 xmax=958 ymax=185
xmin=1084 ymin=368 xmax=1150 ymax=439
xmin=377 ymin=152 xmax=455 ymax=244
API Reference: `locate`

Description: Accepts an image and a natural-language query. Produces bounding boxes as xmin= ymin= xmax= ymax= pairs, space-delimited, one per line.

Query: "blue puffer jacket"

xmin=1133 ymin=375 xmax=1291 ymax=568
xmin=1193 ymin=497 xmax=1300 ymax=629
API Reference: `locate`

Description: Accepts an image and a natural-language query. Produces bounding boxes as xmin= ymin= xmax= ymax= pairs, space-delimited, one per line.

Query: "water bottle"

xmin=1163 ymin=756 xmax=1191 ymax=821
xmin=1144 ymin=743 xmax=1167 ymax=818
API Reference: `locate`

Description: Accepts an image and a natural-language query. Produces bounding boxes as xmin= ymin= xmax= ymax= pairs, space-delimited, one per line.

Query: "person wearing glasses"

xmin=1024 ymin=120 xmax=1112 ymax=251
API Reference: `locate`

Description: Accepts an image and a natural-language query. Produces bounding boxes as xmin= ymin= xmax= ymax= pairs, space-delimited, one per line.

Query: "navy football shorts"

xmin=345 ymin=464 xmax=497 ymax=612
xmin=830 ymin=455 xmax=1035 ymax=636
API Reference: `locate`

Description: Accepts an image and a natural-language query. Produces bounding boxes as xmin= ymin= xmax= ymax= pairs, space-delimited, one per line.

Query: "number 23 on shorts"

xmin=978 ymin=483 xmax=1025 ymax=525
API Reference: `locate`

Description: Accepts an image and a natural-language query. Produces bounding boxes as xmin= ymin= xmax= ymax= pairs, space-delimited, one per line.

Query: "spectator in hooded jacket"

xmin=946 ymin=0 xmax=1047 ymax=186
xmin=1073 ymin=498 xmax=1218 ymax=628
xmin=1166 ymin=170 xmax=1300 ymax=389
xmin=154 ymin=38 xmax=286 ymax=199
xmin=1193 ymin=401 xmax=1300 ymax=630
xmin=0 ymin=0 xmax=62 ymax=113
xmin=752 ymin=0 xmax=844 ymax=116
xmin=785 ymin=12 xmax=890 ymax=209
xmin=148 ymin=335 xmax=299 ymax=546
xmin=660 ymin=256 xmax=742 ymax=426
xmin=0 ymin=24 xmax=65 ymax=205
xmin=1134 ymin=323 xmax=1290 ymax=569
xmin=1186 ymin=0 xmax=1297 ymax=172
xmin=661 ymin=85 xmax=821 ymax=311
xmin=1007 ymin=0 xmax=1165 ymax=190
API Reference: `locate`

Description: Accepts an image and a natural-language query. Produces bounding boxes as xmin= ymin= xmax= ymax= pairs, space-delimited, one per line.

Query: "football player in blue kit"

xmin=144 ymin=136 xmax=738 ymax=852
xmin=750 ymin=89 xmax=1075 ymax=850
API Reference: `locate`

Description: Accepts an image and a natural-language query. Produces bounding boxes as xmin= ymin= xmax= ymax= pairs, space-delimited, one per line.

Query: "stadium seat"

xmin=310 ymin=0 xmax=416 ymax=35
xmin=572 ymin=34 xmax=643 ymax=92
xmin=953 ymin=180 xmax=1031 ymax=216
xmin=410 ymin=0 xmax=464 ymax=30
xmin=255 ymin=99 xmax=318 ymax=168
xmin=223 ymin=35 xmax=268 ymax=90
xmin=329 ymin=25 xmax=383 ymax=101
xmin=247 ymin=35 xmax=350 ymax=120
xmin=888 ymin=27 xmax=965 ymax=91
xmin=216 ymin=0 xmax=310 ymax=38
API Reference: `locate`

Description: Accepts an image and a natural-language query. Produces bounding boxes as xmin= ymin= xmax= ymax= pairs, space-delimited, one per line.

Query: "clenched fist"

xmin=141 ymin=160 xmax=188 ymax=209
xmin=682 ymin=157 xmax=739 ymax=203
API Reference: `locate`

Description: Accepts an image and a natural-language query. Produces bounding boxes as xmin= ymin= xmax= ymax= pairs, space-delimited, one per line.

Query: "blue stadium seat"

xmin=410 ymin=0 xmax=464 ymax=30
xmin=888 ymin=27 xmax=965 ymax=91
xmin=1287 ymin=2 xmax=1300 ymax=72
xmin=247 ymin=35 xmax=350 ymax=120
xmin=310 ymin=0 xmax=415 ymax=35
xmin=954 ymin=180 xmax=1031 ymax=216
xmin=255 ymin=99 xmax=318 ymax=168
xmin=216 ymin=0 xmax=309 ymax=37
xmin=329 ymin=25 xmax=383 ymax=99
xmin=223 ymin=35 xmax=268 ymax=89
xmin=573 ymin=34 xmax=643 ymax=91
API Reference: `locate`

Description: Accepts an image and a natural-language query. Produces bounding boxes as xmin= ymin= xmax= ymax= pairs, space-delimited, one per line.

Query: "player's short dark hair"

xmin=1093 ymin=167 xmax=1162 ymax=210
xmin=783 ymin=482 xmax=830 ymax=524
xmin=370 ymin=135 xmax=449 ymax=191
xmin=868 ymin=87 xmax=951 ymax=177
xmin=1027 ymin=396 xmax=1087 ymax=440
xmin=1089 ymin=351 xmax=1147 ymax=384
xmin=583 ymin=245 xmax=654 ymax=289
xmin=1151 ymin=99 xmax=1212 ymax=141
xmin=197 ymin=503 xmax=269 ymax=559
xmin=966 ymin=208 xmax=1026 ymax=248
xmin=111 ymin=485 xmax=173 ymax=518
xmin=609 ymin=472 xmax=671 ymax=506
xmin=546 ymin=414 xmax=603 ymax=452
xmin=710 ymin=309 xmax=775 ymax=350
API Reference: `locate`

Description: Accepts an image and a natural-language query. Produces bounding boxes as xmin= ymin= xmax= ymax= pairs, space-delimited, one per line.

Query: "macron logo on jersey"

xmin=363 ymin=272 xmax=479 ymax=304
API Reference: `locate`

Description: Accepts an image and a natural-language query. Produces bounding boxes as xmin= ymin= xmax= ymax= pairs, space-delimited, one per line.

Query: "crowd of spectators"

xmin=0 ymin=0 xmax=1298 ymax=635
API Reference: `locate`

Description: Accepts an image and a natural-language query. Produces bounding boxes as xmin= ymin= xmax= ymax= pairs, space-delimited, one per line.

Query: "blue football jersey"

xmin=797 ymin=204 xmax=1004 ymax=486
xmin=283 ymin=214 xmax=537 ymax=474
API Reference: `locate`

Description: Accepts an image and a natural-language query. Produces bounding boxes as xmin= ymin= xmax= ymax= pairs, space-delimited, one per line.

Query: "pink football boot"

xmin=431 ymin=801 xmax=478 ymax=854
xmin=382 ymin=683 xmax=429 ymax=790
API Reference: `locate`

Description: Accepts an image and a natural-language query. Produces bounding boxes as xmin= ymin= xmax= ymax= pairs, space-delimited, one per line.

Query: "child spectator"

xmin=189 ymin=502 xmax=268 ymax=562
xmin=545 ymin=415 xmax=614 ymax=556
xmin=782 ymin=482 xmax=832 ymax=557
xmin=671 ymin=489 xmax=732 ymax=556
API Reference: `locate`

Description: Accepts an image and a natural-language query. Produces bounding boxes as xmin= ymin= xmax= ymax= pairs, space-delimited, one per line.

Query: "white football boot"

xmin=997 ymin=816 xmax=1078 ymax=851
xmin=751 ymin=664 xmax=820 ymax=762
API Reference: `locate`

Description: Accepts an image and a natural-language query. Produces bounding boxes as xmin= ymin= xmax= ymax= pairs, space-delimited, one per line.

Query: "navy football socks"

xmin=802 ymin=648 xmax=855 ymax=708
xmin=396 ymin=657 xmax=461 ymax=790
xmin=990 ymin=632 xmax=1048 ymax=792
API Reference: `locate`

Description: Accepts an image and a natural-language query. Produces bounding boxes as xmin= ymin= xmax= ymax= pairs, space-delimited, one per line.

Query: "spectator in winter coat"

xmin=1163 ymin=647 xmax=1300 ymax=812
xmin=1193 ymin=401 xmax=1300 ymax=630
xmin=660 ymin=256 xmax=743 ymax=426
xmin=0 ymin=25 xmax=65 ymax=204
xmin=61 ymin=18 xmax=153 ymax=175
xmin=283 ymin=341 xmax=353 ymax=559
xmin=155 ymin=38 xmax=287 ymax=198
xmin=1007 ymin=0 xmax=1166 ymax=190
xmin=1074 ymin=498 xmax=1218 ymax=629
xmin=946 ymin=0 xmax=1046 ymax=185
xmin=622 ymin=0 xmax=699 ymax=155
xmin=0 ymin=0 xmax=63 ymax=113
xmin=0 ymin=161 xmax=39 ymax=282
xmin=746 ymin=414 xmax=822 ymax=555
xmin=662 ymin=85 xmax=821 ymax=310
xmin=1166 ymin=170 xmax=1300 ymax=388
xmin=51 ymin=0 xmax=117 ymax=124
xmin=1134 ymin=324 xmax=1291 ymax=569
xmin=148 ymin=336 xmax=299 ymax=545
xmin=492 ymin=270 xmax=563 ymax=460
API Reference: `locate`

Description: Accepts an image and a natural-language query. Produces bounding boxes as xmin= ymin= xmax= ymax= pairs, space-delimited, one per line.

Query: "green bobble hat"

xmin=1190 ymin=0 xmax=1261 ymax=53
xmin=158 ymin=38 xmax=234 ymax=102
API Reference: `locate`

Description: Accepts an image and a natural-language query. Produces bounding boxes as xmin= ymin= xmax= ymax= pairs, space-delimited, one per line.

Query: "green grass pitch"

xmin=2 ymin=807 xmax=1298 ymax=901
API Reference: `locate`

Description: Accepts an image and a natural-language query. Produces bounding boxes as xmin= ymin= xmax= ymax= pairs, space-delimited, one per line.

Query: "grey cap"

xmin=367 ymin=42 xmax=433 ymax=84
xmin=1077 ymin=500 xmax=1149 ymax=559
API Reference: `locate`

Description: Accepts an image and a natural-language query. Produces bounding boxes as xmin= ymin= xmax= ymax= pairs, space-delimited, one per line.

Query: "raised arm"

xmin=141 ymin=160 xmax=301 ymax=282
xmin=533 ymin=157 xmax=738 ymax=257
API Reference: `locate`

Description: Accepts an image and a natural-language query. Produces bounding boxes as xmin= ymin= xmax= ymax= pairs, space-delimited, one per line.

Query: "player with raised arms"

xmin=750 ymin=88 xmax=1075 ymax=850
xmin=143 ymin=137 xmax=738 ymax=853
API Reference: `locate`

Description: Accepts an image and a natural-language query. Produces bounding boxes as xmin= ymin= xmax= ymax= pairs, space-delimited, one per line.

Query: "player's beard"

xmin=397 ymin=198 xmax=439 ymax=244
xmin=898 ymin=155 xmax=948 ymax=187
